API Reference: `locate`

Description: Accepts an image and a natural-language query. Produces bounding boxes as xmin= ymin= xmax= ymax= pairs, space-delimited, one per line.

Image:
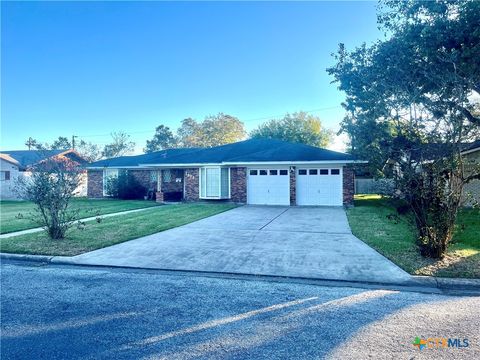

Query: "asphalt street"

xmin=1 ymin=261 xmax=479 ymax=360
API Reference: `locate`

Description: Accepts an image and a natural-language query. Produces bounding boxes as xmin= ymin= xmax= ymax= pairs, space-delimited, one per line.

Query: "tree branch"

xmin=456 ymin=105 xmax=480 ymax=125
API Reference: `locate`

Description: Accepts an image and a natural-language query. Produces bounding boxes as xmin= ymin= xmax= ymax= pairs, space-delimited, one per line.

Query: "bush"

xmin=15 ymin=158 xmax=83 ymax=239
xmin=105 ymin=171 xmax=147 ymax=200
xmin=407 ymin=162 xmax=463 ymax=259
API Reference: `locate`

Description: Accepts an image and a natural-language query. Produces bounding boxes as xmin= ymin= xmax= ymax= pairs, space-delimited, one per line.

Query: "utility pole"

xmin=25 ymin=137 xmax=34 ymax=150
xmin=72 ymin=135 xmax=78 ymax=150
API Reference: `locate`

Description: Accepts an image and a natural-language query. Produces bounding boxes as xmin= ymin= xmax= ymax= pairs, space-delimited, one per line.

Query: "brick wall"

xmin=184 ymin=168 xmax=199 ymax=201
xmin=130 ymin=170 xmax=157 ymax=192
xmin=161 ymin=169 xmax=184 ymax=193
xmin=343 ymin=166 xmax=355 ymax=206
xmin=87 ymin=170 xmax=103 ymax=198
xmin=230 ymin=167 xmax=247 ymax=203
xmin=289 ymin=167 xmax=296 ymax=205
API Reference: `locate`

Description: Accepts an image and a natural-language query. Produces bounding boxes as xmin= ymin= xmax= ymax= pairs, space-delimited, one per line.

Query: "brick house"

xmin=0 ymin=149 xmax=88 ymax=200
xmin=87 ymin=138 xmax=364 ymax=206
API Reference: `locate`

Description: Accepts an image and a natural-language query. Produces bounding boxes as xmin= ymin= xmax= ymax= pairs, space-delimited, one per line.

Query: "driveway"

xmin=66 ymin=206 xmax=411 ymax=284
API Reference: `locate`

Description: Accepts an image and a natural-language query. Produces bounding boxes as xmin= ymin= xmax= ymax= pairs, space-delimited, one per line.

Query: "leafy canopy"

xmin=144 ymin=113 xmax=246 ymax=152
xmin=327 ymin=0 xmax=480 ymax=258
xmin=250 ymin=112 xmax=332 ymax=148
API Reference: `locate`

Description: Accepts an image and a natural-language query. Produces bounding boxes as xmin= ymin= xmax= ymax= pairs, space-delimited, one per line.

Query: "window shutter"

xmin=5 ymin=171 xmax=10 ymax=180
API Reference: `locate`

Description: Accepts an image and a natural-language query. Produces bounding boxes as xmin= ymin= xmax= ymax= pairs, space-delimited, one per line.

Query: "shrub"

xmin=105 ymin=171 xmax=147 ymax=200
xmin=15 ymin=157 xmax=83 ymax=239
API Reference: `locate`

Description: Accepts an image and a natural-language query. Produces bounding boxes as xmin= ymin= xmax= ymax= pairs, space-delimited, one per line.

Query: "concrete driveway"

xmin=67 ymin=206 xmax=411 ymax=284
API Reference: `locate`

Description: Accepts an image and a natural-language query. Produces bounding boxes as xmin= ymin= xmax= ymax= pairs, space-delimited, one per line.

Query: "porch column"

xmin=156 ymin=169 xmax=164 ymax=203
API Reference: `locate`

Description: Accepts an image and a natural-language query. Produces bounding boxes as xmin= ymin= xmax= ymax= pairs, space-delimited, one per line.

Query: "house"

xmin=0 ymin=149 xmax=88 ymax=200
xmin=87 ymin=138 xmax=363 ymax=206
xmin=354 ymin=140 xmax=480 ymax=203
xmin=462 ymin=140 xmax=480 ymax=205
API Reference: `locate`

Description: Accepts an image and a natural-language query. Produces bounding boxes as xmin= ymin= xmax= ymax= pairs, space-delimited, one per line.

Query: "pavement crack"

xmin=259 ymin=208 xmax=290 ymax=231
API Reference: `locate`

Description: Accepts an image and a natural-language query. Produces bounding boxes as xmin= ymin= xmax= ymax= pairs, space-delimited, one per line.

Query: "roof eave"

xmin=461 ymin=146 xmax=480 ymax=156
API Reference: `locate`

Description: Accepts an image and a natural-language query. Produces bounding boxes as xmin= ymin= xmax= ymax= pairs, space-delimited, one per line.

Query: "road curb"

xmin=2 ymin=252 xmax=479 ymax=295
xmin=0 ymin=253 xmax=54 ymax=263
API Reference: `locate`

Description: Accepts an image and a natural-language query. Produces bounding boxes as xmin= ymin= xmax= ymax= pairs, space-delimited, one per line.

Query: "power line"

xmin=75 ymin=105 xmax=343 ymax=139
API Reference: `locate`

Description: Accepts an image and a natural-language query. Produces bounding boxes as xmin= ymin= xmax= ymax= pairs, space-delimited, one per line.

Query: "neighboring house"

xmin=354 ymin=140 xmax=480 ymax=203
xmin=0 ymin=149 xmax=88 ymax=200
xmin=462 ymin=140 xmax=480 ymax=205
xmin=87 ymin=138 xmax=364 ymax=206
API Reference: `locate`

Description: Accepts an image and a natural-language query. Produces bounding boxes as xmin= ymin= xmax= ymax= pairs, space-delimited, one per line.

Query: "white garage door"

xmin=247 ymin=168 xmax=290 ymax=205
xmin=296 ymin=168 xmax=343 ymax=206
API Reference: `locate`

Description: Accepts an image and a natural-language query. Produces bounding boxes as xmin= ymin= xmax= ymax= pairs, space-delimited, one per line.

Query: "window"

xmin=279 ymin=170 xmax=288 ymax=175
xmin=221 ymin=168 xmax=230 ymax=198
xmin=299 ymin=169 xmax=307 ymax=175
xmin=259 ymin=170 xmax=267 ymax=175
xmin=0 ymin=171 xmax=10 ymax=181
xmin=269 ymin=170 xmax=278 ymax=175
xmin=249 ymin=170 xmax=258 ymax=176
xmin=162 ymin=169 xmax=172 ymax=183
xmin=206 ymin=168 xmax=220 ymax=197
xmin=331 ymin=169 xmax=340 ymax=175
xmin=150 ymin=171 xmax=158 ymax=182
xmin=309 ymin=169 xmax=318 ymax=175
xmin=320 ymin=169 xmax=329 ymax=175
xmin=103 ymin=169 xmax=119 ymax=196
xmin=200 ymin=167 xmax=230 ymax=199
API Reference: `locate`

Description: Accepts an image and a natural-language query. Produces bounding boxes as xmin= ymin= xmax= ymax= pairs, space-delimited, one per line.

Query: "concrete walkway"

xmin=63 ymin=206 xmax=413 ymax=284
xmin=0 ymin=207 xmax=159 ymax=239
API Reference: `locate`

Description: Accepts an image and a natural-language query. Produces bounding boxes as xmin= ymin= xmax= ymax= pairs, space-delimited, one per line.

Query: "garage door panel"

xmin=247 ymin=168 xmax=290 ymax=205
xmin=297 ymin=168 xmax=343 ymax=206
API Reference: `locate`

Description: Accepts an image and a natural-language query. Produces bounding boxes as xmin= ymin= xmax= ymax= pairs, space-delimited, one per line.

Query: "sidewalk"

xmin=0 ymin=207 xmax=158 ymax=239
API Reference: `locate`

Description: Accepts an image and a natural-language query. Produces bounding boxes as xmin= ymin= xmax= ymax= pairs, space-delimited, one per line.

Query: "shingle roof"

xmin=88 ymin=139 xmax=357 ymax=168
xmin=410 ymin=140 xmax=480 ymax=161
xmin=0 ymin=150 xmax=65 ymax=169
xmin=88 ymin=148 xmax=200 ymax=167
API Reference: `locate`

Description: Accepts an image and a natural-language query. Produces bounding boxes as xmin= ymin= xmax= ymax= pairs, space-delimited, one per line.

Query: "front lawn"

xmin=0 ymin=203 xmax=237 ymax=256
xmin=347 ymin=195 xmax=480 ymax=278
xmin=0 ymin=198 xmax=160 ymax=234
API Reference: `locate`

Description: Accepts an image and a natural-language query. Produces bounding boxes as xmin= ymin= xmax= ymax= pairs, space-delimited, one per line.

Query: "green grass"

xmin=0 ymin=198 xmax=160 ymax=234
xmin=0 ymin=203 xmax=237 ymax=256
xmin=347 ymin=194 xmax=480 ymax=278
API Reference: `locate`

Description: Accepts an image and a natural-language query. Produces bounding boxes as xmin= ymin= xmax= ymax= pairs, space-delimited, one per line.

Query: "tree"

xmin=15 ymin=157 xmax=83 ymax=239
xmin=101 ymin=132 xmax=135 ymax=158
xmin=50 ymin=136 xmax=72 ymax=150
xmin=327 ymin=0 xmax=480 ymax=258
xmin=176 ymin=113 xmax=246 ymax=148
xmin=76 ymin=141 xmax=102 ymax=162
xmin=144 ymin=125 xmax=178 ymax=153
xmin=250 ymin=112 xmax=332 ymax=148
xmin=177 ymin=118 xmax=202 ymax=148
xmin=196 ymin=113 xmax=246 ymax=147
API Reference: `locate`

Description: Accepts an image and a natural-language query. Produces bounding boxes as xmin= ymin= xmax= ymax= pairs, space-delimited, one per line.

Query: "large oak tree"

xmin=328 ymin=0 xmax=480 ymax=258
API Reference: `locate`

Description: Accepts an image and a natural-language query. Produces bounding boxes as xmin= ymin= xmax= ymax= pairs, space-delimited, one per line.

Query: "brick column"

xmin=230 ymin=167 xmax=247 ymax=203
xmin=155 ymin=191 xmax=164 ymax=203
xmin=343 ymin=166 xmax=355 ymax=207
xmin=184 ymin=168 xmax=199 ymax=201
xmin=289 ymin=166 xmax=296 ymax=206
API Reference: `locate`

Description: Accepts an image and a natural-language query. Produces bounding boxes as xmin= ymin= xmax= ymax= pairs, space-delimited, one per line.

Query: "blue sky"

xmin=1 ymin=1 xmax=382 ymax=152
